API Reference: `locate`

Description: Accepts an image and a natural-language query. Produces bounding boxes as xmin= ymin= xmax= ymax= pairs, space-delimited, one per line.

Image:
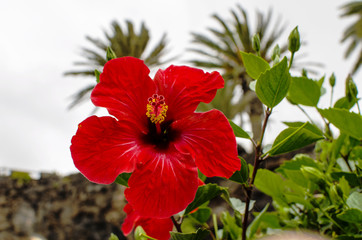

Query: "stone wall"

xmin=0 ymin=172 xmax=128 ymax=240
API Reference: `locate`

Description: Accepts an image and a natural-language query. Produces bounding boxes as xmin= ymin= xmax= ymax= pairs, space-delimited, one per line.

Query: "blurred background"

xmin=0 ymin=0 xmax=361 ymax=176
xmin=1 ymin=0 xmax=362 ymax=239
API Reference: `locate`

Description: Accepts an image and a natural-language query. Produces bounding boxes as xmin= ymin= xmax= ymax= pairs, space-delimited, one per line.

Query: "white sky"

xmin=0 ymin=0 xmax=361 ymax=175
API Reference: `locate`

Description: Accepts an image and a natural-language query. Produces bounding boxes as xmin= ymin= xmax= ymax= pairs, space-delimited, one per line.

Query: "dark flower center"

xmin=143 ymin=94 xmax=178 ymax=149
xmin=142 ymin=120 xmax=178 ymax=150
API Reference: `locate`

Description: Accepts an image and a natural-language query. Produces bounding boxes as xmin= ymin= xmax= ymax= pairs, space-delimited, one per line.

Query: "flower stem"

xmin=242 ymin=108 xmax=272 ymax=240
xmin=330 ymin=87 xmax=334 ymax=107
xmin=356 ymin=100 xmax=361 ymax=115
xmin=213 ymin=214 xmax=219 ymax=240
xmin=171 ymin=215 xmax=182 ymax=233
xmin=288 ymin=52 xmax=295 ymax=70
xmin=297 ymin=104 xmax=315 ymax=125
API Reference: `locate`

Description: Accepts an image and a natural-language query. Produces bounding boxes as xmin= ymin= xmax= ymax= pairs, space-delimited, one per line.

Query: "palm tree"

xmin=65 ymin=20 xmax=171 ymax=108
xmin=340 ymin=1 xmax=362 ymax=74
xmin=189 ymin=5 xmax=287 ymax=140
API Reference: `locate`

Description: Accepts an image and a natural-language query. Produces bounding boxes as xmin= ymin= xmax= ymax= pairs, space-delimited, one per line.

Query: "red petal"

xmin=122 ymin=204 xmax=173 ymax=240
xmin=172 ymin=109 xmax=241 ymax=178
xmin=153 ymin=66 xmax=224 ymax=120
xmin=91 ymin=57 xmax=156 ymax=131
xmin=124 ymin=146 xmax=199 ymax=218
xmin=70 ymin=116 xmax=141 ymax=184
xmin=137 ymin=217 xmax=173 ymax=240
xmin=121 ymin=204 xmax=137 ymax=235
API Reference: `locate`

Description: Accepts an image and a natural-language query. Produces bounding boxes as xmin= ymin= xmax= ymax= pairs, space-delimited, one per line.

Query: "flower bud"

xmin=106 ymin=46 xmax=117 ymax=61
xmin=329 ymin=73 xmax=336 ymax=87
xmin=288 ymin=26 xmax=301 ymax=53
xmin=345 ymin=75 xmax=358 ymax=101
xmin=94 ymin=69 xmax=101 ymax=83
xmin=271 ymin=44 xmax=280 ymax=63
xmin=252 ymin=33 xmax=261 ymax=53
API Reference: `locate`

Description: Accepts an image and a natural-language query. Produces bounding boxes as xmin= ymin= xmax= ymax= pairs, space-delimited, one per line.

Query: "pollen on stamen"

xmin=146 ymin=94 xmax=168 ymax=124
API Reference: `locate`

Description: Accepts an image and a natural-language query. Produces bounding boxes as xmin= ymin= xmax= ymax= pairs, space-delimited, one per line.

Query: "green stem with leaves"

xmin=242 ymin=108 xmax=272 ymax=240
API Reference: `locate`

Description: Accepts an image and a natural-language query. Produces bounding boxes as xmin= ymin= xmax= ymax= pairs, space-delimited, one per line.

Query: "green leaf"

xmin=198 ymin=170 xmax=207 ymax=182
xmin=287 ymin=77 xmax=321 ymax=106
xmin=184 ymin=184 xmax=227 ymax=215
xmin=246 ymin=203 xmax=269 ymax=239
xmin=257 ymin=212 xmax=281 ymax=229
xmin=240 ymin=51 xmax=270 ymax=79
xmin=255 ymin=57 xmax=290 ymax=108
xmin=267 ymin=122 xmax=324 ymax=156
xmin=190 ymin=207 xmax=212 ymax=224
xmin=254 ymin=169 xmax=285 ymax=201
xmin=221 ymin=211 xmax=242 ymax=240
xmin=339 ymin=176 xmax=351 ymax=197
xmin=331 ymin=172 xmax=361 ymax=188
xmin=347 ymin=192 xmax=362 ymax=211
xmin=108 ymin=233 xmax=119 ymax=240
xmin=114 ymin=172 xmax=132 ymax=187
xmin=300 ymin=166 xmax=325 ymax=185
xmin=106 ymin=46 xmax=117 ymax=61
xmin=277 ymin=154 xmax=321 ymax=171
xmin=337 ymin=208 xmax=362 ymax=223
xmin=94 ymin=69 xmax=101 ymax=83
xmin=170 ymin=229 xmax=210 ymax=240
xmin=229 ymin=157 xmax=249 ymax=184
xmin=334 ymin=96 xmax=356 ymax=109
xmin=284 ymin=192 xmax=314 ymax=209
xmin=283 ymin=121 xmax=324 ymax=137
xmin=134 ymin=226 xmax=149 ymax=240
xmin=318 ymin=108 xmax=362 ymax=140
xmin=228 ymin=120 xmax=251 ymax=139
xmin=277 ymin=154 xmax=320 ymax=189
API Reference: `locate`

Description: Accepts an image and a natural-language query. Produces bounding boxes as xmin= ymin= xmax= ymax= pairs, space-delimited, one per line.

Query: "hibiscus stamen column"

xmin=146 ymin=94 xmax=168 ymax=134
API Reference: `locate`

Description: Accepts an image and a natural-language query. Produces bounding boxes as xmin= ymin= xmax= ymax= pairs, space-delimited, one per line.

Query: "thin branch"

xmin=296 ymin=104 xmax=315 ymax=125
xmin=171 ymin=216 xmax=182 ymax=233
xmin=242 ymin=108 xmax=272 ymax=240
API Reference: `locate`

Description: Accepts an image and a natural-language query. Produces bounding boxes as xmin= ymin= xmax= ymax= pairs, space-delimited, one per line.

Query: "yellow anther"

xmin=146 ymin=94 xmax=168 ymax=124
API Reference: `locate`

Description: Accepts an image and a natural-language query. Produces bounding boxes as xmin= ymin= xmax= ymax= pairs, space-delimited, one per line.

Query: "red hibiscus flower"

xmin=121 ymin=203 xmax=173 ymax=240
xmin=70 ymin=57 xmax=241 ymax=218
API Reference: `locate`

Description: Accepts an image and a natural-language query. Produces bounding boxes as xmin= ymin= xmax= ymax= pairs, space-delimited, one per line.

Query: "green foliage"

xmin=246 ymin=204 xmax=269 ymax=239
xmin=229 ymin=157 xmax=249 ymax=185
xmin=190 ymin=5 xmax=287 ymax=139
xmin=288 ymin=77 xmax=321 ymax=106
xmin=255 ymin=57 xmax=290 ymax=108
xmin=184 ymin=184 xmax=228 ymax=215
xmin=11 ymin=171 xmax=32 ymax=185
xmin=170 ymin=229 xmax=210 ymax=240
xmin=108 ymin=233 xmax=119 ymax=240
xmin=228 ymin=119 xmax=251 ymax=139
xmin=267 ymin=122 xmax=324 ymax=156
xmin=114 ymin=172 xmax=132 ymax=187
xmin=182 ymin=28 xmax=361 ymax=240
xmin=318 ymin=108 xmax=362 ymax=140
xmin=240 ymin=52 xmax=270 ymax=80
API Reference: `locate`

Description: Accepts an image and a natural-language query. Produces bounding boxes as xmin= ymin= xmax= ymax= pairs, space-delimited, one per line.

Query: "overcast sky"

xmin=0 ymin=0 xmax=360 ymax=176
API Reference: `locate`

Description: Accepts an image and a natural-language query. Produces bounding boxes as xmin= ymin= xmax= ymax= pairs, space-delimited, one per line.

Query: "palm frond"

xmin=65 ymin=20 xmax=172 ymax=108
xmin=340 ymin=1 xmax=362 ymax=74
